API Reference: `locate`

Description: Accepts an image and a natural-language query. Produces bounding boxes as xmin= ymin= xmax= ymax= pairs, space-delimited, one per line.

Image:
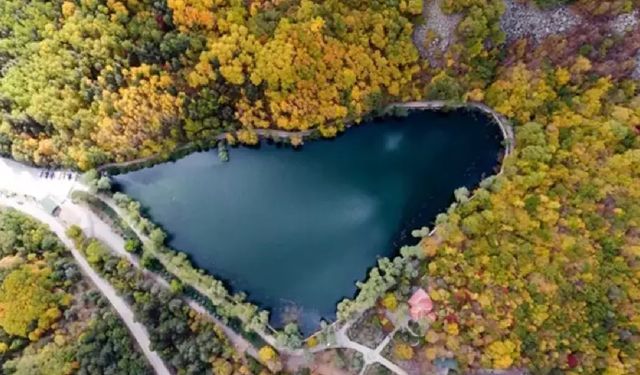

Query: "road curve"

xmin=0 ymin=196 xmax=171 ymax=375
xmin=68 ymin=200 xmax=260 ymax=359
xmin=392 ymin=101 xmax=515 ymax=158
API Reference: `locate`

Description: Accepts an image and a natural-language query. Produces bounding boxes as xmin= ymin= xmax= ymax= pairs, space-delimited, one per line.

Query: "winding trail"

xmin=0 ymin=196 xmax=171 ymax=375
xmin=0 ymin=187 xmax=258 ymax=372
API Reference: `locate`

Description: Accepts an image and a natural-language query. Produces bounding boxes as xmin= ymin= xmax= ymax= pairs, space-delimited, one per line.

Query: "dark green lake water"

xmin=115 ymin=109 xmax=503 ymax=333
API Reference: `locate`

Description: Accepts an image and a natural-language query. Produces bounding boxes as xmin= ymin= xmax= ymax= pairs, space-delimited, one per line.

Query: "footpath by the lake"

xmin=96 ymin=101 xmax=514 ymax=174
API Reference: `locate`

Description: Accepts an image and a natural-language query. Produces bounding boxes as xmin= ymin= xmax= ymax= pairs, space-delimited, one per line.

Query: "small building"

xmin=39 ymin=195 xmax=61 ymax=216
xmin=408 ymin=288 xmax=434 ymax=321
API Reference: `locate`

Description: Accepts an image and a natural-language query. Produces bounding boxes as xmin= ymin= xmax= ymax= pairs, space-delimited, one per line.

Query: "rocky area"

xmin=607 ymin=10 xmax=640 ymax=78
xmin=501 ymin=0 xmax=640 ymax=42
xmin=415 ymin=0 xmax=640 ymax=79
xmin=413 ymin=0 xmax=461 ymax=65
xmin=500 ymin=0 xmax=580 ymax=42
xmin=612 ymin=9 xmax=640 ymax=35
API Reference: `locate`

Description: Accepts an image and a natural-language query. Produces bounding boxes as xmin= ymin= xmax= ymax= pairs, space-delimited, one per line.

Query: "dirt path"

xmin=0 ymin=196 xmax=171 ymax=375
xmin=1 ymin=191 xmax=260 ymax=372
xmin=333 ymin=321 xmax=406 ymax=375
xmin=66 ymin=198 xmax=260 ymax=360
xmin=88 ymin=196 xmax=262 ymax=358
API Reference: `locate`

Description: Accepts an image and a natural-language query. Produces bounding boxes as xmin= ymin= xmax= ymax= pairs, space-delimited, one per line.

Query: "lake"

xmin=114 ymin=109 xmax=503 ymax=334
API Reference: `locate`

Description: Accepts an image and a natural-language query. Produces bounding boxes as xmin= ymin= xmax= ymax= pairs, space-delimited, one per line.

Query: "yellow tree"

xmin=167 ymin=0 xmax=216 ymax=31
xmin=0 ymin=264 xmax=66 ymax=339
xmin=93 ymin=66 xmax=183 ymax=162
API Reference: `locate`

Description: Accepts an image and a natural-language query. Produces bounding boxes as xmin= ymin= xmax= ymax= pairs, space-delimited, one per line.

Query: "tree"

xmin=0 ymin=265 xmax=64 ymax=338
xmin=149 ymin=228 xmax=167 ymax=246
xmin=258 ymin=345 xmax=282 ymax=372
xmin=169 ymin=279 xmax=184 ymax=294
xmin=84 ymin=240 xmax=108 ymax=265
xmin=93 ymin=67 xmax=183 ymax=162
xmin=426 ymin=72 xmax=464 ymax=102
xmin=393 ymin=342 xmax=414 ymax=360
xmin=96 ymin=176 xmax=111 ymax=192
xmin=454 ymin=187 xmax=470 ymax=203
xmin=124 ymin=238 xmax=141 ymax=253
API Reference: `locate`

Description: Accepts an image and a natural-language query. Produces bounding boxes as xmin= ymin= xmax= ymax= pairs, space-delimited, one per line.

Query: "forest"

xmin=339 ymin=3 xmax=640 ymax=372
xmin=407 ymin=68 xmax=640 ymax=373
xmin=0 ymin=0 xmax=423 ymax=169
xmin=0 ymin=208 xmax=150 ymax=374
xmin=0 ymin=0 xmax=639 ymax=374
xmin=64 ymin=225 xmax=271 ymax=374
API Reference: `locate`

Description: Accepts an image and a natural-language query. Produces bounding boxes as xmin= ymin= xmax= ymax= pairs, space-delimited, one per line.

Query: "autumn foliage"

xmin=416 ymin=60 xmax=640 ymax=373
xmin=0 ymin=0 xmax=423 ymax=169
xmin=1 ymin=1 xmax=640 ymax=374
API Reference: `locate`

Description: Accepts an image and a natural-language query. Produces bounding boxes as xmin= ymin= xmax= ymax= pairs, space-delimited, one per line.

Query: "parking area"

xmin=0 ymin=157 xmax=80 ymax=200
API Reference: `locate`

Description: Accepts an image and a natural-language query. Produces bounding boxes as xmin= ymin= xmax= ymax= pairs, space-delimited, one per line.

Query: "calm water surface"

xmin=115 ymin=110 xmax=503 ymax=333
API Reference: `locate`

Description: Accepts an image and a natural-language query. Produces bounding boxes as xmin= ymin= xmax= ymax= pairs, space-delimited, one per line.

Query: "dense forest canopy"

xmin=0 ymin=209 xmax=150 ymax=374
xmin=415 ymin=67 xmax=640 ymax=372
xmin=0 ymin=0 xmax=424 ymax=168
xmin=0 ymin=0 xmax=640 ymax=374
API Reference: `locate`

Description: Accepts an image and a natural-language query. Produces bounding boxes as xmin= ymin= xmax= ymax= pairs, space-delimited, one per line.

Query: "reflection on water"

xmin=115 ymin=110 xmax=502 ymax=334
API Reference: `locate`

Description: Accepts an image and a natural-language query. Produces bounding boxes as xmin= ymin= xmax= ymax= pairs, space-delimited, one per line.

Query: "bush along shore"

xmin=71 ymin=189 xmax=275 ymax=340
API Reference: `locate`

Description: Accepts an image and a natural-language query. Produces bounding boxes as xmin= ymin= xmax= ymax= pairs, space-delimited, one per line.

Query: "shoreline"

xmin=0 ymin=99 xmax=516 ymax=375
xmin=96 ymin=100 xmax=514 ymax=175
xmin=392 ymin=101 xmax=514 ymax=158
xmin=103 ymin=103 xmax=512 ymax=337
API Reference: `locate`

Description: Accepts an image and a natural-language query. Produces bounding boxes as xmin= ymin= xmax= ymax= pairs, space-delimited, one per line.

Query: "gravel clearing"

xmin=614 ymin=10 xmax=640 ymax=80
xmin=413 ymin=0 xmax=461 ymax=65
xmin=499 ymin=1 xmax=640 ymax=78
xmin=612 ymin=9 xmax=640 ymax=36
xmin=501 ymin=0 xmax=581 ymax=42
xmin=609 ymin=10 xmax=640 ymax=78
xmin=412 ymin=0 xmax=640 ymax=80
xmin=423 ymin=0 xmax=460 ymax=52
